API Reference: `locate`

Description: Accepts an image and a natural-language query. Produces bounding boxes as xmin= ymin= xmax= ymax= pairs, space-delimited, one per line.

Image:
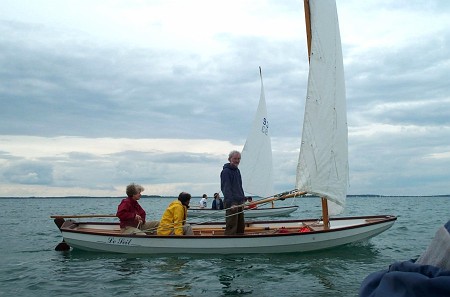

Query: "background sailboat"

xmin=239 ymin=67 xmax=274 ymax=199
xmin=189 ymin=67 xmax=298 ymax=218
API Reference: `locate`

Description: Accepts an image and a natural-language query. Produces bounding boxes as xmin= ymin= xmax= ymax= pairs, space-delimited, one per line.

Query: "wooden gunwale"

xmin=59 ymin=215 xmax=396 ymax=238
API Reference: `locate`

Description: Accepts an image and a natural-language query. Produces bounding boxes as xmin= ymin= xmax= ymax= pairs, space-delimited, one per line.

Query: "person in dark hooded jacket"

xmin=211 ymin=192 xmax=224 ymax=210
xmin=220 ymin=150 xmax=245 ymax=235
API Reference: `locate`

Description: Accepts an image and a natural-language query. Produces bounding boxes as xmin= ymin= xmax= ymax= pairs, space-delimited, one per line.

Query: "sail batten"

xmin=240 ymin=67 xmax=274 ymax=198
xmin=296 ymin=0 xmax=348 ymax=215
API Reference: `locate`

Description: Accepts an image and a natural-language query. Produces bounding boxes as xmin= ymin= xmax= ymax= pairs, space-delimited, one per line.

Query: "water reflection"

xmin=156 ymin=257 xmax=190 ymax=273
xmin=114 ymin=258 xmax=146 ymax=276
xmin=198 ymin=242 xmax=382 ymax=296
xmin=216 ymin=257 xmax=256 ymax=295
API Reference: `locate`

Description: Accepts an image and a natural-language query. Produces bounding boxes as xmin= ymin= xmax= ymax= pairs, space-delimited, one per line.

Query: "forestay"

xmin=296 ymin=0 xmax=348 ymax=215
xmin=240 ymin=68 xmax=274 ymax=198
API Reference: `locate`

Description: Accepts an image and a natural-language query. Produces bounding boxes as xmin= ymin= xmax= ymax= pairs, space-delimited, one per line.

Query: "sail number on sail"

xmin=261 ymin=118 xmax=269 ymax=135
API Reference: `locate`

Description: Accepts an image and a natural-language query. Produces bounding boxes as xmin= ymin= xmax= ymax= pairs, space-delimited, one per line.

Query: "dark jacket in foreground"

xmin=359 ymin=220 xmax=450 ymax=297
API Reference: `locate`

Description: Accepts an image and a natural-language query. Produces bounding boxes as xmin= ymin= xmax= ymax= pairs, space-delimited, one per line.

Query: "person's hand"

xmin=135 ymin=214 xmax=143 ymax=222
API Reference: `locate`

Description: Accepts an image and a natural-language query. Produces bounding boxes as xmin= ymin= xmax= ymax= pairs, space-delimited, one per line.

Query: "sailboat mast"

xmin=304 ymin=0 xmax=312 ymax=62
xmin=303 ymin=0 xmax=330 ymax=229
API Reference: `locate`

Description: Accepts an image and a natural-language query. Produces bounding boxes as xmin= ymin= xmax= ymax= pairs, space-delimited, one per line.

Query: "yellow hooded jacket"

xmin=157 ymin=199 xmax=188 ymax=235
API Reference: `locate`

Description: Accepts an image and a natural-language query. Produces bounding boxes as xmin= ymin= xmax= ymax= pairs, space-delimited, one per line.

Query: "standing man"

xmin=220 ymin=150 xmax=246 ymax=235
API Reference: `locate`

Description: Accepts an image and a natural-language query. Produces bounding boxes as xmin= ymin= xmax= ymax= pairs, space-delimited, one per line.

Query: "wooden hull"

xmin=188 ymin=205 xmax=298 ymax=218
xmin=58 ymin=215 xmax=396 ymax=254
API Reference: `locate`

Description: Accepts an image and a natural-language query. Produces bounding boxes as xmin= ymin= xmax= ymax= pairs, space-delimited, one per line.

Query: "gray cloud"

xmin=0 ymin=19 xmax=307 ymax=142
xmin=2 ymin=161 xmax=53 ymax=185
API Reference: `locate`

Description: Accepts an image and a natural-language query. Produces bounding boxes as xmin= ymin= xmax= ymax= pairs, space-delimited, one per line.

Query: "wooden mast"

xmin=304 ymin=0 xmax=330 ymax=229
xmin=304 ymin=0 xmax=312 ymax=62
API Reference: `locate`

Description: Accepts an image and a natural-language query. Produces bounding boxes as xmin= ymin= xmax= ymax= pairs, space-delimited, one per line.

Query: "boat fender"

xmin=299 ymin=226 xmax=311 ymax=233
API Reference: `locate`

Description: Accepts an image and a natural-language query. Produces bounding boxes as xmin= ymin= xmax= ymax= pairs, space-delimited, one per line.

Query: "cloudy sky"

xmin=1 ymin=0 xmax=449 ymax=197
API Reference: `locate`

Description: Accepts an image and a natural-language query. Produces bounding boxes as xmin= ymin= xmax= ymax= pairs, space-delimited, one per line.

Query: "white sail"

xmin=240 ymin=67 xmax=274 ymax=198
xmin=296 ymin=0 xmax=348 ymax=215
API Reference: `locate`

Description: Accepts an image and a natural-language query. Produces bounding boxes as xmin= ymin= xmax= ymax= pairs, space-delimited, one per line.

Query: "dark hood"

xmin=223 ymin=163 xmax=237 ymax=170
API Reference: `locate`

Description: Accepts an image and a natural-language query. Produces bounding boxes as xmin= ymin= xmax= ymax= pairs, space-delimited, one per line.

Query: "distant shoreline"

xmin=0 ymin=194 xmax=449 ymax=199
xmin=0 ymin=195 xmax=167 ymax=199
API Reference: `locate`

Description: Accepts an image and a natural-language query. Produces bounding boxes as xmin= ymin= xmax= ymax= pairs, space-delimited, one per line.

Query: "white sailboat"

xmin=189 ymin=67 xmax=299 ymax=218
xmin=188 ymin=204 xmax=298 ymax=218
xmin=239 ymin=67 xmax=274 ymax=199
xmin=52 ymin=0 xmax=396 ymax=254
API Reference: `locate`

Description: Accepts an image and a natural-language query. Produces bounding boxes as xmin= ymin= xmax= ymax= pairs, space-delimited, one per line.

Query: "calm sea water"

xmin=0 ymin=196 xmax=448 ymax=297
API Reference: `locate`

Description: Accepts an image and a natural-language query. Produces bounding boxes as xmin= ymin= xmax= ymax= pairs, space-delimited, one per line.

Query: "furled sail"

xmin=296 ymin=0 xmax=348 ymax=215
xmin=240 ymin=67 xmax=274 ymax=198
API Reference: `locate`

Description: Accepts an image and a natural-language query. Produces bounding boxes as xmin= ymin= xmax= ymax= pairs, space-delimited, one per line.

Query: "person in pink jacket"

xmin=116 ymin=183 xmax=159 ymax=235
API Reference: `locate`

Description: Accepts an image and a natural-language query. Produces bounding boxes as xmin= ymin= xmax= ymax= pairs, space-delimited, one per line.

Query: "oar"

xmin=215 ymin=190 xmax=306 ymax=215
xmin=50 ymin=214 xmax=117 ymax=219
xmin=215 ymin=190 xmax=306 ymax=219
xmin=248 ymin=190 xmax=307 ymax=207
